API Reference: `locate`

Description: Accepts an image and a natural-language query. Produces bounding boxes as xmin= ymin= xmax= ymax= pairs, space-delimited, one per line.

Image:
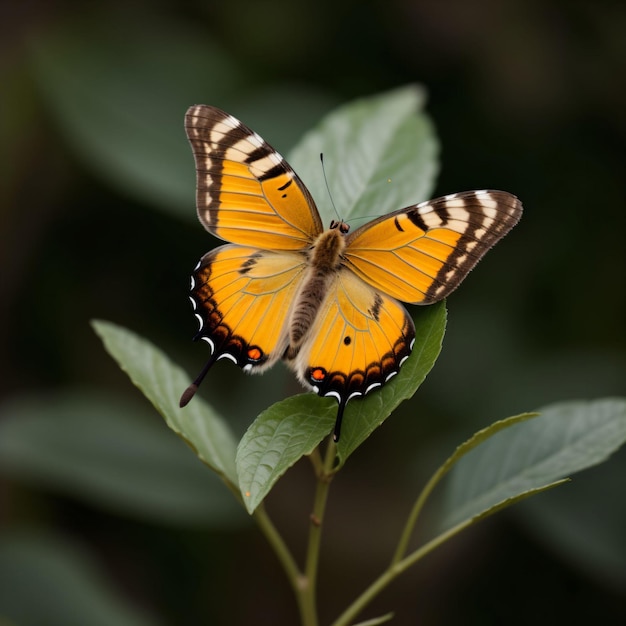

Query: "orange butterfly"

xmin=180 ymin=105 xmax=522 ymax=440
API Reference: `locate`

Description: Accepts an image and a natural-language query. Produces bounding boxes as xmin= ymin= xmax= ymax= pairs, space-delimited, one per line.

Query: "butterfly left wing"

xmin=287 ymin=269 xmax=415 ymax=440
xmin=343 ymin=190 xmax=522 ymax=304
xmin=180 ymin=244 xmax=307 ymax=406
xmin=185 ymin=105 xmax=323 ymax=250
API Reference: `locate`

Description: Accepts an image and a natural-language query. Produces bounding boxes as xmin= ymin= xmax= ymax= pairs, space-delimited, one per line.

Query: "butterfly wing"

xmin=288 ymin=269 xmax=415 ymax=439
xmin=185 ymin=105 xmax=323 ymax=249
xmin=344 ymin=190 xmax=522 ymax=304
xmin=189 ymin=244 xmax=306 ymax=375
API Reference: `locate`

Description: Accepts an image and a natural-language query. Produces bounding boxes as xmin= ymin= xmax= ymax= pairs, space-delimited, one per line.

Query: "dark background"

xmin=1 ymin=1 xmax=624 ymax=624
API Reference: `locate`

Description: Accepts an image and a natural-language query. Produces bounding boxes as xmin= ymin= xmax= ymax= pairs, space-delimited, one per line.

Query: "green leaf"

xmin=237 ymin=395 xmax=335 ymax=513
xmin=439 ymin=398 xmax=626 ymax=532
xmin=454 ymin=480 xmax=569 ymax=528
xmin=0 ymin=532 xmax=158 ymax=626
xmin=92 ymin=320 xmax=239 ymax=490
xmin=430 ymin=412 xmax=540 ymax=482
xmin=237 ymin=303 xmax=446 ymax=512
xmin=28 ymin=15 xmax=243 ymax=215
xmin=288 ymin=84 xmax=439 ymax=225
xmin=0 ymin=391 xmax=242 ymax=527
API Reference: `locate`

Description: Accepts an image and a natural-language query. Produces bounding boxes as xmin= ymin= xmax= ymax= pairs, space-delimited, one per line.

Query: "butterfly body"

xmin=181 ymin=104 xmax=522 ymax=440
xmin=286 ymin=224 xmax=346 ymax=352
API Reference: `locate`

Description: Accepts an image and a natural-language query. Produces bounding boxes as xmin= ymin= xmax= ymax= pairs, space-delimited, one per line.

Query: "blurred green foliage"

xmin=1 ymin=1 xmax=624 ymax=624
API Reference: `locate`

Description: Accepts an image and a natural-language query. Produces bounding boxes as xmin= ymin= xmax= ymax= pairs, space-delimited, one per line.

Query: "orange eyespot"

xmin=310 ymin=368 xmax=326 ymax=382
xmin=247 ymin=347 xmax=262 ymax=361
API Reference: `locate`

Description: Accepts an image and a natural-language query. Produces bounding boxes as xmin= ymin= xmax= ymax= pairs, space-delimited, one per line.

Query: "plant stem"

xmin=253 ymin=504 xmax=311 ymax=622
xmin=390 ymin=461 xmax=445 ymax=564
xmin=332 ymin=520 xmax=472 ymax=626
xmin=333 ymin=477 xmax=566 ymax=626
xmin=391 ymin=412 xmax=541 ymax=565
xmin=301 ymin=438 xmax=337 ymax=624
xmin=253 ymin=438 xmax=338 ymax=626
xmin=308 ymin=446 xmax=324 ymax=475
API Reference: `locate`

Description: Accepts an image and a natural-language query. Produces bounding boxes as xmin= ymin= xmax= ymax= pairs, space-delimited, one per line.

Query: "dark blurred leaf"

xmin=227 ymin=84 xmax=339 ymax=156
xmin=288 ymin=84 xmax=439 ymax=225
xmin=27 ymin=15 xmax=341 ymax=222
xmin=0 ymin=391 xmax=242 ymax=527
xmin=0 ymin=532 xmax=158 ymax=626
xmin=28 ymin=15 xmax=243 ymax=214
xmin=92 ymin=320 xmax=239 ymax=489
xmin=438 ymin=398 xmax=626 ymax=532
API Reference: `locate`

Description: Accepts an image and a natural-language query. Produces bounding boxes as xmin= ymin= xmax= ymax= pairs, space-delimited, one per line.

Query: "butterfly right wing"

xmin=185 ymin=105 xmax=323 ymax=250
xmin=188 ymin=244 xmax=307 ymax=381
xmin=344 ymin=190 xmax=522 ymax=304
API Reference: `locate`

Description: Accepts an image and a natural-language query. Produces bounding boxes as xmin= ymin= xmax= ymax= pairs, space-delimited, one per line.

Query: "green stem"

xmin=332 ymin=519 xmax=474 ymax=626
xmin=391 ymin=412 xmax=540 ymax=564
xmin=253 ymin=438 xmax=338 ymax=626
xmin=308 ymin=446 xmax=324 ymax=475
xmin=390 ymin=460 xmax=446 ymax=564
xmin=253 ymin=504 xmax=310 ymax=623
xmin=301 ymin=437 xmax=338 ymax=625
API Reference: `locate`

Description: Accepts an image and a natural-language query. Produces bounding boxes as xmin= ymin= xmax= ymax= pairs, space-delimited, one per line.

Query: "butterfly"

xmin=179 ymin=104 xmax=522 ymax=441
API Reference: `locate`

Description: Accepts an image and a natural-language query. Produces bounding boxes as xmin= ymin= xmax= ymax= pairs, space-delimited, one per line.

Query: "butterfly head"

xmin=329 ymin=219 xmax=350 ymax=235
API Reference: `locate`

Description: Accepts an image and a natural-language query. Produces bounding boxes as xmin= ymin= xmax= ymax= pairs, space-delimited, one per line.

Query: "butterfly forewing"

xmin=185 ymin=105 xmax=323 ymax=250
xmin=343 ymin=190 xmax=522 ymax=304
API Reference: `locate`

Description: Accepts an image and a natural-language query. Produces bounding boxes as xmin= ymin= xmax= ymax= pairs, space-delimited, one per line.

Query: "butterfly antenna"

xmin=320 ymin=153 xmax=341 ymax=222
xmin=179 ymin=355 xmax=216 ymax=408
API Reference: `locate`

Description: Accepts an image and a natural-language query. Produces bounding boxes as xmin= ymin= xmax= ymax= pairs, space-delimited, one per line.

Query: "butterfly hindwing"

xmin=191 ymin=244 xmax=307 ymax=372
xmin=185 ymin=105 xmax=323 ymax=250
xmin=344 ymin=190 xmax=522 ymax=304
xmin=287 ymin=268 xmax=415 ymax=437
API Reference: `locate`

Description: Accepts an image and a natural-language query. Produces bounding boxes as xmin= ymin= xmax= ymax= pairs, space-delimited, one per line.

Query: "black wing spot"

xmin=343 ymin=336 xmax=352 ymax=346
xmin=239 ymin=251 xmax=263 ymax=274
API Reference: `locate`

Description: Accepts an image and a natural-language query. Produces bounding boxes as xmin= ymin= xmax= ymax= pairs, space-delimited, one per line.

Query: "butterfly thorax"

xmin=309 ymin=223 xmax=348 ymax=271
xmin=285 ymin=226 xmax=347 ymax=359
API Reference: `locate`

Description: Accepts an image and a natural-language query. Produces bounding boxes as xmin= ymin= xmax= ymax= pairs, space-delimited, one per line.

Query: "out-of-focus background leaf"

xmin=0 ymin=2 xmax=624 ymax=625
xmin=0 ymin=390 xmax=244 ymax=526
xmin=0 ymin=532 xmax=160 ymax=626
